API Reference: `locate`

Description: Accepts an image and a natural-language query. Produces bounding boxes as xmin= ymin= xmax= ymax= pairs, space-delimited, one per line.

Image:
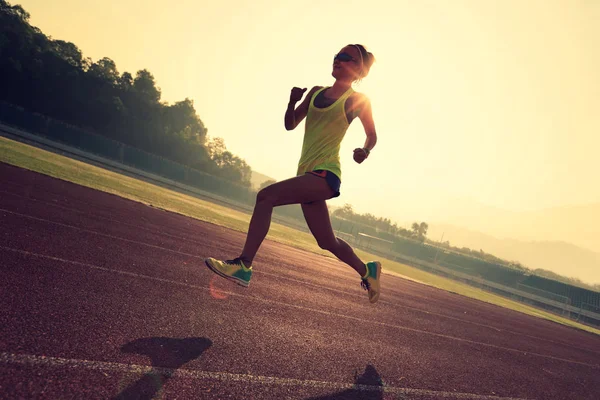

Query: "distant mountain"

xmin=250 ymin=170 xmax=276 ymax=190
xmin=427 ymin=223 xmax=600 ymax=285
xmin=519 ymin=203 xmax=600 ymax=253
xmin=415 ymin=197 xmax=600 ymax=254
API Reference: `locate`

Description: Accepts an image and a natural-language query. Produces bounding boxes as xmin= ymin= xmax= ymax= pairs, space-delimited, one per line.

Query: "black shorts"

xmin=305 ymin=169 xmax=341 ymax=200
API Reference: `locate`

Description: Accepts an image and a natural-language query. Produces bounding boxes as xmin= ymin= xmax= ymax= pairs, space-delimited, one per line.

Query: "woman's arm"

xmin=353 ymin=94 xmax=377 ymax=164
xmin=284 ymin=86 xmax=321 ymax=130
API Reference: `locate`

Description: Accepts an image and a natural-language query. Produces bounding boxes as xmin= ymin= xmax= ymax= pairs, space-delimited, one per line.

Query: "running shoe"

xmin=205 ymin=257 xmax=252 ymax=287
xmin=361 ymin=261 xmax=382 ymax=303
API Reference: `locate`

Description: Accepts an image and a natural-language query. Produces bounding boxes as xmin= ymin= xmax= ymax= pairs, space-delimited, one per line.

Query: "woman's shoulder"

xmin=348 ymin=91 xmax=371 ymax=109
xmin=349 ymin=91 xmax=369 ymax=101
xmin=309 ymin=86 xmax=325 ymax=94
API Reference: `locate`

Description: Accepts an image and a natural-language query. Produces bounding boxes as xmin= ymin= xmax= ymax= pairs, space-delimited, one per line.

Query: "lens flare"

xmin=208 ymin=275 xmax=230 ymax=300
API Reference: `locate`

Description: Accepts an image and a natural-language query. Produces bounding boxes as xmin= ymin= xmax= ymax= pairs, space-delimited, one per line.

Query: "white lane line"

xmin=0 ymin=208 xmax=202 ymax=258
xmin=0 ymin=352 xmax=531 ymax=400
xmin=0 ymin=189 xmax=215 ymax=248
xmin=1 ymin=206 xmax=598 ymax=358
xmin=2 ymin=246 xmax=598 ymax=370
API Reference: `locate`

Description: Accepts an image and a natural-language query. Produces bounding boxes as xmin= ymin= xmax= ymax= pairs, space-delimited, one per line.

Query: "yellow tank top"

xmin=296 ymin=86 xmax=355 ymax=180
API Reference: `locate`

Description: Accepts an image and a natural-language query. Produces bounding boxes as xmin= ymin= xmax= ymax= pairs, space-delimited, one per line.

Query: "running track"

xmin=0 ymin=162 xmax=599 ymax=400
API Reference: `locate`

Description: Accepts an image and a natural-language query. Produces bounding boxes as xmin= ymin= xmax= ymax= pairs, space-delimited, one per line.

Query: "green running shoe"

xmin=361 ymin=261 xmax=381 ymax=303
xmin=205 ymin=257 xmax=252 ymax=287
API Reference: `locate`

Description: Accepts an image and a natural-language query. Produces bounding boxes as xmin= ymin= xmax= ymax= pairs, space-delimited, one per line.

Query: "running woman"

xmin=205 ymin=44 xmax=381 ymax=303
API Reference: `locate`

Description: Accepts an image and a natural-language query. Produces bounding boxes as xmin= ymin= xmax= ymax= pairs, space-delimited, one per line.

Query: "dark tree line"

xmin=333 ymin=203 xmax=524 ymax=271
xmin=0 ymin=0 xmax=251 ymax=186
xmin=332 ymin=204 xmax=422 ymax=239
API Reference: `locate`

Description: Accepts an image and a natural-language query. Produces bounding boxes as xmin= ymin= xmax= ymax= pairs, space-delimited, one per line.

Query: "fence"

xmin=516 ymin=283 xmax=571 ymax=306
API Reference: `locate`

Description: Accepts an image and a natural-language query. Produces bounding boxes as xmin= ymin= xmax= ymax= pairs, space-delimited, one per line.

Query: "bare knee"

xmin=256 ymin=187 xmax=276 ymax=207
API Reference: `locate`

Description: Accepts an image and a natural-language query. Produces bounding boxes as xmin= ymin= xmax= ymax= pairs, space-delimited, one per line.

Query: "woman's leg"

xmin=301 ymin=200 xmax=367 ymax=277
xmin=239 ymin=174 xmax=335 ymax=265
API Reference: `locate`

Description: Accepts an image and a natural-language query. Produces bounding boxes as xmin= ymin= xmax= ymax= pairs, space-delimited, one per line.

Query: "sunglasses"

xmin=333 ymin=52 xmax=356 ymax=63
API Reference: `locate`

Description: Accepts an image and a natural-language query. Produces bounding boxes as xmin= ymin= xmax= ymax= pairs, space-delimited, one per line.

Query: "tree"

xmin=133 ymin=69 xmax=161 ymax=103
xmin=410 ymin=221 xmax=428 ymax=241
xmin=205 ymin=136 xmax=252 ymax=186
xmin=0 ymin=1 xmax=29 ymax=22
xmin=418 ymin=222 xmax=428 ymax=237
xmin=51 ymin=40 xmax=83 ymax=68
xmin=163 ymin=98 xmax=207 ymax=144
xmin=332 ymin=203 xmax=354 ymax=219
xmin=88 ymin=57 xmax=119 ymax=85
xmin=118 ymin=71 xmax=133 ymax=91
xmin=206 ymin=137 xmax=227 ymax=165
xmin=411 ymin=222 xmax=419 ymax=236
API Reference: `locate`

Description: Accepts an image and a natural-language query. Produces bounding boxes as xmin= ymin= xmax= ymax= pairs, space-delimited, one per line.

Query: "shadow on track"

xmin=113 ymin=336 xmax=212 ymax=400
xmin=306 ymin=364 xmax=384 ymax=400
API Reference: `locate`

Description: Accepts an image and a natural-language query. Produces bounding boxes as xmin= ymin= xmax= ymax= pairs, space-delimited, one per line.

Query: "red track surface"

xmin=1 ymin=162 xmax=599 ymax=400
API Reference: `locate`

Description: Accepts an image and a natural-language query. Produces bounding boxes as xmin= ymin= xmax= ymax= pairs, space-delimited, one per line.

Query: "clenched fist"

xmin=289 ymin=87 xmax=307 ymax=103
xmin=353 ymin=148 xmax=369 ymax=164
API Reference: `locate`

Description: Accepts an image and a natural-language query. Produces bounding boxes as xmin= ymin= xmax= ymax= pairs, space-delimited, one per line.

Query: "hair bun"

xmin=349 ymin=44 xmax=375 ymax=80
xmin=366 ymin=52 xmax=376 ymax=68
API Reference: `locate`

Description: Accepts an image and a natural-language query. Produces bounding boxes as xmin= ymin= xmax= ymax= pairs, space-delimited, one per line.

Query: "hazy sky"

xmin=17 ymin=0 xmax=600 ymax=223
